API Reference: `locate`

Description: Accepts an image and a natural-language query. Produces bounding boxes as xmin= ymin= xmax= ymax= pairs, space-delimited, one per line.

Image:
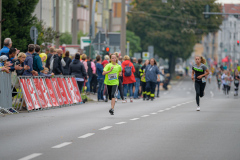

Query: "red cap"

xmin=102 ymin=60 xmax=109 ymax=67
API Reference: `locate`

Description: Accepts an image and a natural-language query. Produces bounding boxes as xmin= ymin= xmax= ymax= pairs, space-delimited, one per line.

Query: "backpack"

xmin=124 ymin=64 xmax=132 ymax=77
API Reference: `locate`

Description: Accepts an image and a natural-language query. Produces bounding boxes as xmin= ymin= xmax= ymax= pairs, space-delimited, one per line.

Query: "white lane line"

xmin=130 ymin=118 xmax=140 ymax=121
xmin=52 ymin=142 xmax=72 ymax=149
xmin=210 ymin=91 xmax=214 ymax=98
xmin=176 ymin=104 xmax=181 ymax=106
xmin=99 ymin=126 xmax=112 ymax=130
xmin=141 ymin=115 xmax=149 ymax=117
xmin=78 ymin=133 xmax=95 ymax=139
xmin=171 ymin=106 xmax=176 ymax=108
xmin=19 ymin=153 xmax=43 ymax=160
xmin=158 ymin=110 xmax=165 ymax=112
xmin=115 ymin=122 xmax=127 ymax=125
xmin=165 ymin=108 xmax=171 ymax=111
xmin=151 ymin=113 xmax=157 ymax=115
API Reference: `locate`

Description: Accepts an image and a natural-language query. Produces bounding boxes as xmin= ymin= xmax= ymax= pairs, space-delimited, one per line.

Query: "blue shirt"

xmin=0 ymin=46 xmax=10 ymax=56
xmin=23 ymin=52 xmax=33 ymax=76
xmin=96 ymin=63 xmax=104 ymax=79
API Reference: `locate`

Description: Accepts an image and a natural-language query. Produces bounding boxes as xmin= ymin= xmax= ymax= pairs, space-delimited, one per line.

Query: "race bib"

xmin=235 ymin=80 xmax=239 ymax=84
xmin=108 ymin=73 xmax=117 ymax=80
xmin=202 ymin=77 xmax=206 ymax=83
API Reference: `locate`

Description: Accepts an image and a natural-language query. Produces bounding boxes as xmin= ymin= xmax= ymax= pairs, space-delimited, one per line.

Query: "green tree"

xmin=127 ymin=0 xmax=223 ymax=74
xmin=60 ymin=32 xmax=72 ymax=45
xmin=2 ymin=0 xmax=39 ymax=51
xmin=126 ymin=30 xmax=142 ymax=56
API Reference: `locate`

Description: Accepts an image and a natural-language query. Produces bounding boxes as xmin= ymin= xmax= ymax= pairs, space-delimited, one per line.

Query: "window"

xmin=230 ymin=21 xmax=232 ymax=27
xmin=234 ymin=21 xmax=236 ymax=28
xmin=113 ymin=3 xmax=121 ymax=18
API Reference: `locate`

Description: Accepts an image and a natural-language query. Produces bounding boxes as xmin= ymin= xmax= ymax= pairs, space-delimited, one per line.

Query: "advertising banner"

xmin=33 ymin=78 xmax=47 ymax=108
xmin=57 ymin=78 xmax=69 ymax=105
xmin=45 ymin=79 xmax=59 ymax=106
xmin=66 ymin=78 xmax=78 ymax=103
xmin=19 ymin=79 xmax=34 ymax=111
xmin=62 ymin=78 xmax=73 ymax=104
xmin=52 ymin=78 xmax=64 ymax=106
xmin=26 ymin=79 xmax=41 ymax=109
xmin=39 ymin=79 xmax=52 ymax=107
xmin=71 ymin=77 xmax=82 ymax=103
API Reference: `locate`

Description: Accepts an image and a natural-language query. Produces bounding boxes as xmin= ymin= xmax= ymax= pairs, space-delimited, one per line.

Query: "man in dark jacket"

xmin=45 ymin=47 xmax=55 ymax=69
xmin=33 ymin=45 xmax=44 ymax=75
xmin=52 ymin=49 xmax=63 ymax=75
xmin=133 ymin=58 xmax=141 ymax=99
xmin=69 ymin=53 xmax=87 ymax=92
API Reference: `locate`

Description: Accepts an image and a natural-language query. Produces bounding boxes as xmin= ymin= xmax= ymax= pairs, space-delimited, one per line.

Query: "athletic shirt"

xmin=103 ymin=63 xmax=122 ymax=86
xmin=234 ymin=75 xmax=239 ymax=84
xmin=192 ymin=63 xmax=207 ymax=81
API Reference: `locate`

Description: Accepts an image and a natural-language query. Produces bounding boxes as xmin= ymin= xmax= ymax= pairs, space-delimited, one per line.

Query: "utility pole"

xmin=89 ymin=0 xmax=92 ymax=58
xmin=72 ymin=0 xmax=77 ymax=44
xmin=55 ymin=0 xmax=60 ymax=48
xmin=120 ymin=0 xmax=126 ymax=56
xmin=109 ymin=9 xmax=112 ymax=32
xmin=0 ymin=0 xmax=2 ymax=48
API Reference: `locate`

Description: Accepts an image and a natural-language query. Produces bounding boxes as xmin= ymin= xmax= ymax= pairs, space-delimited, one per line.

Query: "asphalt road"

xmin=1 ymin=77 xmax=240 ymax=160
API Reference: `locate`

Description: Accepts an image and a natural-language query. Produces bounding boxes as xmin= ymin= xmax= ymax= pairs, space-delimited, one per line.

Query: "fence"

xmin=0 ymin=73 xmax=82 ymax=114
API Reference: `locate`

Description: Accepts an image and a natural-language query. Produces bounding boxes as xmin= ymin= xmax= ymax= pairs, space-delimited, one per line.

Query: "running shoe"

xmin=109 ymin=108 xmax=114 ymax=115
xmin=130 ymin=98 xmax=133 ymax=103
xmin=146 ymin=97 xmax=150 ymax=101
xmin=143 ymin=98 xmax=145 ymax=101
xmin=115 ymin=98 xmax=118 ymax=103
xmin=151 ymin=97 xmax=154 ymax=101
xmin=196 ymin=107 xmax=200 ymax=111
xmin=122 ymin=99 xmax=127 ymax=103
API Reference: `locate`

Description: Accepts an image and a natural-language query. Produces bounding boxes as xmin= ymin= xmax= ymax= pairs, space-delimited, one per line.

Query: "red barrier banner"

xmin=19 ymin=79 xmax=34 ymax=111
xmin=66 ymin=78 xmax=78 ymax=103
xmin=71 ymin=77 xmax=82 ymax=103
xmin=39 ymin=79 xmax=52 ymax=107
xmin=26 ymin=79 xmax=41 ymax=109
xmin=45 ymin=79 xmax=59 ymax=107
xmin=57 ymin=78 xmax=68 ymax=105
xmin=52 ymin=78 xmax=64 ymax=106
xmin=62 ymin=78 xmax=73 ymax=104
xmin=33 ymin=78 xmax=47 ymax=108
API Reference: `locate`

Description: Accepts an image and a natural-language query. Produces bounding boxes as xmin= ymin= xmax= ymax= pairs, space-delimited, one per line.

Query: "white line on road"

xmin=19 ymin=153 xmax=43 ymax=160
xmin=78 ymin=133 xmax=95 ymax=138
xmin=115 ymin=122 xmax=127 ymax=125
xmin=171 ymin=106 xmax=176 ymax=108
xmin=176 ymin=104 xmax=181 ymax=106
xmin=141 ymin=115 xmax=149 ymax=117
xmin=99 ymin=126 xmax=112 ymax=130
xmin=210 ymin=91 xmax=214 ymax=98
xmin=158 ymin=110 xmax=165 ymax=112
xmin=130 ymin=118 xmax=140 ymax=121
xmin=165 ymin=108 xmax=171 ymax=110
xmin=151 ymin=113 xmax=157 ymax=115
xmin=52 ymin=142 xmax=72 ymax=149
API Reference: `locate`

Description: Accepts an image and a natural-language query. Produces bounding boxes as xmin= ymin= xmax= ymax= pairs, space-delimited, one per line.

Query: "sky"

xmin=216 ymin=0 xmax=240 ymax=4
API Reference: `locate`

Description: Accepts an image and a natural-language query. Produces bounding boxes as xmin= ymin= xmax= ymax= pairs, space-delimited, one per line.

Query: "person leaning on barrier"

xmin=0 ymin=38 xmax=12 ymax=56
xmin=23 ymin=44 xmax=38 ymax=76
xmin=33 ymin=45 xmax=44 ymax=75
xmin=14 ymin=52 xmax=30 ymax=76
xmin=69 ymin=53 xmax=88 ymax=92
xmin=7 ymin=48 xmax=23 ymax=72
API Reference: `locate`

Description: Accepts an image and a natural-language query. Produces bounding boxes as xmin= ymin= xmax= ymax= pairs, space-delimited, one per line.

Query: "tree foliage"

xmin=126 ymin=30 xmax=142 ymax=56
xmin=127 ymin=0 xmax=223 ymax=74
xmin=2 ymin=0 xmax=39 ymax=51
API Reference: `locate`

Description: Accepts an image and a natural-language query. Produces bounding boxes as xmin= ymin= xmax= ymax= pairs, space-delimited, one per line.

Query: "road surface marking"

xmin=210 ymin=91 xmax=214 ymax=98
xmin=171 ymin=106 xmax=176 ymax=108
xmin=52 ymin=142 xmax=72 ymax=149
xmin=176 ymin=104 xmax=181 ymax=106
xmin=158 ymin=110 xmax=164 ymax=112
xmin=99 ymin=126 xmax=112 ymax=130
xmin=151 ymin=113 xmax=157 ymax=115
xmin=141 ymin=115 xmax=149 ymax=117
xmin=19 ymin=153 xmax=42 ymax=160
xmin=115 ymin=122 xmax=127 ymax=125
xmin=78 ymin=133 xmax=95 ymax=138
xmin=165 ymin=108 xmax=171 ymax=110
xmin=130 ymin=118 xmax=139 ymax=121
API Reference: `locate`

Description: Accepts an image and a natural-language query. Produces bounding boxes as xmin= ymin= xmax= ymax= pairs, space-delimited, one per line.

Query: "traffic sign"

xmin=30 ymin=26 xmax=38 ymax=44
xmin=142 ymin=52 xmax=149 ymax=60
xmin=81 ymin=37 xmax=91 ymax=49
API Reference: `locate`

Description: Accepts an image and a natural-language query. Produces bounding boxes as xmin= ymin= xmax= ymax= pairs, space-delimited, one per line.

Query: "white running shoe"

xmin=122 ymin=99 xmax=127 ymax=103
xmin=115 ymin=98 xmax=118 ymax=102
xmin=196 ymin=107 xmax=200 ymax=111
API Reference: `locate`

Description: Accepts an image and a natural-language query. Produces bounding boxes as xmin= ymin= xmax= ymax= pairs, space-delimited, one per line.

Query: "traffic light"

xmin=237 ymin=40 xmax=239 ymax=46
xmin=204 ymin=5 xmax=210 ymax=19
xmin=105 ymin=47 xmax=110 ymax=55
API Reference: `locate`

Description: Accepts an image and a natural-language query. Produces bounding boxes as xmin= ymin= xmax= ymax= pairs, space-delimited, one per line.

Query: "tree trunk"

xmin=168 ymin=54 xmax=176 ymax=77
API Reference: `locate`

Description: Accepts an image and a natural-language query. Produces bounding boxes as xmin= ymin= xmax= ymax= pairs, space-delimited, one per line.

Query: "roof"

xmin=223 ymin=4 xmax=240 ymax=19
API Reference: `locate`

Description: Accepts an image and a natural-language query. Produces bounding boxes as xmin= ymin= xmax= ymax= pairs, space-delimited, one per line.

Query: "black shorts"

xmin=107 ymin=85 xmax=118 ymax=100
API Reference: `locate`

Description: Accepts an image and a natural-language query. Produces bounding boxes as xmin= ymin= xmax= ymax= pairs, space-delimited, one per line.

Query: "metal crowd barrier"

xmin=0 ymin=73 xmax=83 ymax=115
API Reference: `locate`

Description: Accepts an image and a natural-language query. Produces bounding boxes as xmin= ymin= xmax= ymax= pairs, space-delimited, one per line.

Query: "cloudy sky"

xmin=216 ymin=0 xmax=240 ymax=4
